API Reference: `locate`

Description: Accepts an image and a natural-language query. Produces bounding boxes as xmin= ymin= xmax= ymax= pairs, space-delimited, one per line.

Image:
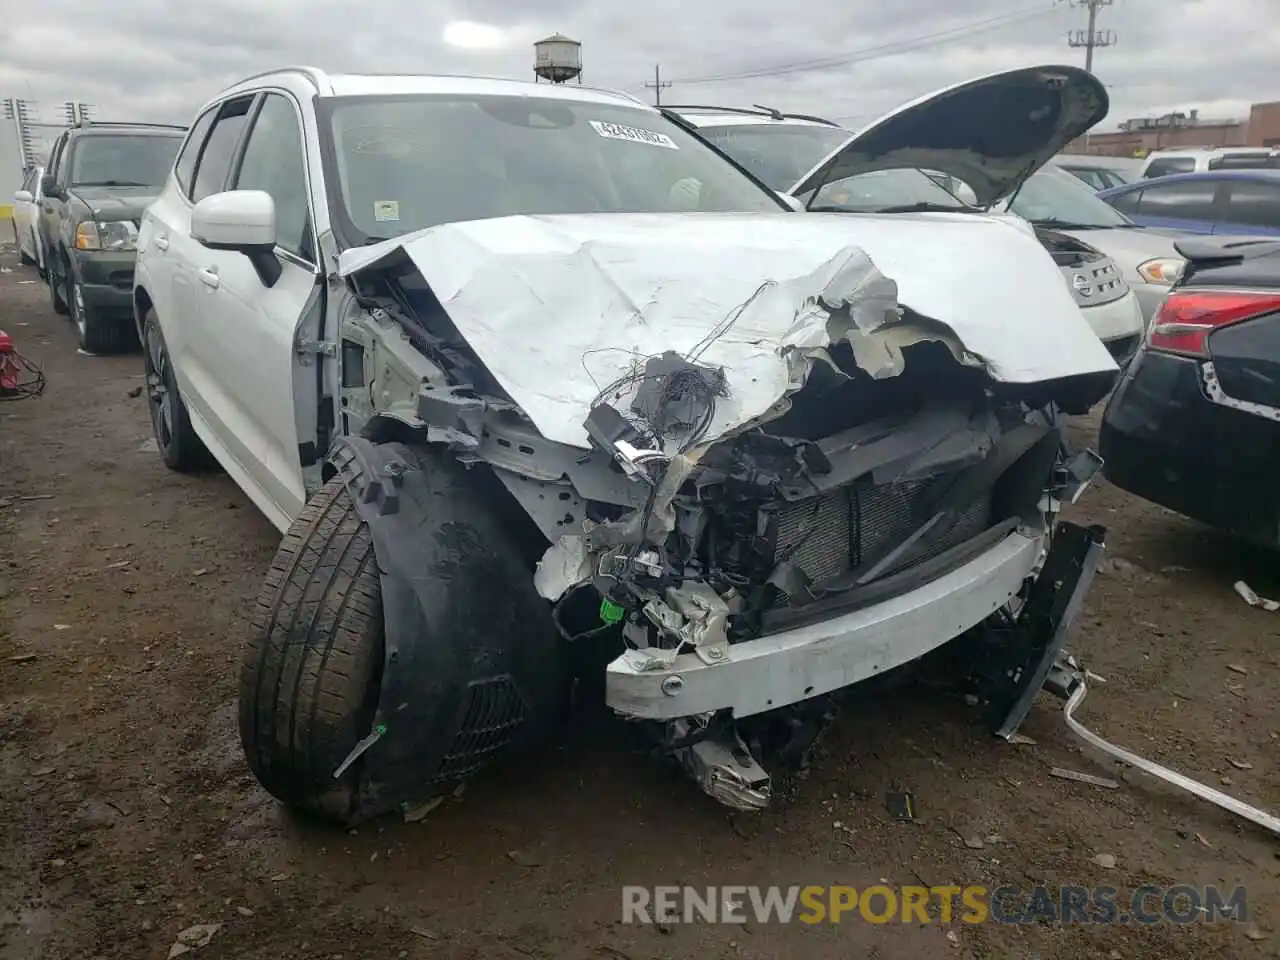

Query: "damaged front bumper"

xmin=607 ymin=527 xmax=1044 ymax=720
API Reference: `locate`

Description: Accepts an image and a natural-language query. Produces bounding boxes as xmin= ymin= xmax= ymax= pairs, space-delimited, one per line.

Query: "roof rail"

xmin=72 ymin=120 xmax=187 ymax=131
xmin=218 ymin=65 xmax=332 ymax=97
xmin=662 ymin=103 xmax=839 ymax=126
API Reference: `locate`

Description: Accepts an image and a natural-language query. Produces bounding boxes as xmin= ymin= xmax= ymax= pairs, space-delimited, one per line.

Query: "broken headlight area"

xmin=545 ymin=340 xmax=1076 ymax=642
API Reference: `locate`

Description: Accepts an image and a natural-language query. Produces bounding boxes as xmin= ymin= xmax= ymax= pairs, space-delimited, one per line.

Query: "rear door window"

xmin=1105 ymin=187 xmax=1143 ymax=215
xmin=1132 ymin=180 xmax=1219 ymax=220
xmin=1143 ymin=157 xmax=1196 ymax=178
xmin=174 ymin=107 xmax=218 ymax=198
xmin=1222 ymin=179 xmax=1280 ymax=230
xmin=1067 ymin=168 xmax=1106 ymax=190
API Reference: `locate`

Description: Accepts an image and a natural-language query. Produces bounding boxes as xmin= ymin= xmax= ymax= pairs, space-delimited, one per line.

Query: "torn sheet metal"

xmin=339 ymin=212 xmax=1118 ymax=449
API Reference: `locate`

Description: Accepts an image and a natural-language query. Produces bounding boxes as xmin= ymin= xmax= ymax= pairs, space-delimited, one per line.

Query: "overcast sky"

xmin=4 ymin=0 xmax=1277 ymax=133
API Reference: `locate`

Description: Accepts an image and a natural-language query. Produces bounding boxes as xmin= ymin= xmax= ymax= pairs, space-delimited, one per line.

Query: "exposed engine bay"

xmin=328 ymin=212 xmax=1117 ymax=814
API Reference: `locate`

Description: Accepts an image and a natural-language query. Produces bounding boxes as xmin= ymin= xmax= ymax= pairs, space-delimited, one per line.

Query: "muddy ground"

xmin=1 ymin=250 xmax=1278 ymax=960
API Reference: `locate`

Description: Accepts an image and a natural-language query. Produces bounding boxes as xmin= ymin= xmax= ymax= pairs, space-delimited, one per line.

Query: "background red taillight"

xmin=1148 ymin=290 xmax=1280 ymax=358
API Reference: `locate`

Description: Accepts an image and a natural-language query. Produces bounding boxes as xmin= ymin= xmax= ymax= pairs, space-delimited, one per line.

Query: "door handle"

xmin=198 ymin=267 xmax=220 ymax=289
xmin=153 ymin=234 xmax=169 ymax=250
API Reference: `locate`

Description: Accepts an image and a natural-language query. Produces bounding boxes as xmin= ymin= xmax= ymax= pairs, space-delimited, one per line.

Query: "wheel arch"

xmin=322 ymin=435 xmax=569 ymax=822
xmin=134 ymin=283 xmax=155 ymax=344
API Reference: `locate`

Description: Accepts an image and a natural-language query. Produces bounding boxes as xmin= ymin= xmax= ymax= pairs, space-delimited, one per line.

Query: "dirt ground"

xmin=1 ymin=248 xmax=1278 ymax=960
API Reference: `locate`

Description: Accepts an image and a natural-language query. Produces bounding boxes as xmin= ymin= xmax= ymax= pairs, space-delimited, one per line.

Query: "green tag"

xmin=599 ymin=598 xmax=626 ymax=624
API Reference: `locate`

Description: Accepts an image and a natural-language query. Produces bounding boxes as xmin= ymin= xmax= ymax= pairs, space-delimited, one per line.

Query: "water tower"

xmin=533 ymin=33 xmax=582 ymax=84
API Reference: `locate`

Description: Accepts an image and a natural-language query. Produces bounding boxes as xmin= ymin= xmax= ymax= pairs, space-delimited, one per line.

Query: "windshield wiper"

xmin=1030 ymin=218 xmax=1111 ymax=231
xmin=73 ymin=179 xmax=150 ymax=187
xmin=866 ymin=202 xmax=975 ymax=214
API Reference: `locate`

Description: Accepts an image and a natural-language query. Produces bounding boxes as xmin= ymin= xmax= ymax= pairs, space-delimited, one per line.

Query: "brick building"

xmin=1065 ymin=99 xmax=1280 ymax=157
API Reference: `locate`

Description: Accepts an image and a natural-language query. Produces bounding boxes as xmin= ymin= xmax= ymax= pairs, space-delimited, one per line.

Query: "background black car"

xmin=37 ymin=121 xmax=186 ymax=354
xmin=1099 ymin=237 xmax=1280 ymax=548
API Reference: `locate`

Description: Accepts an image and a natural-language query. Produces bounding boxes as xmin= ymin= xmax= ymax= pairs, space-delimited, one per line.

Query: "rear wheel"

xmin=48 ymin=256 xmax=69 ymax=316
xmin=238 ymin=478 xmax=385 ymax=822
xmin=18 ymin=242 xmax=35 ymax=266
xmin=142 ymin=309 xmax=208 ymax=471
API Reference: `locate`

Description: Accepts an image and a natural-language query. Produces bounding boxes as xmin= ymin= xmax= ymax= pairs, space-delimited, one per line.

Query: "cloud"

xmin=3 ymin=0 xmax=1277 ymax=131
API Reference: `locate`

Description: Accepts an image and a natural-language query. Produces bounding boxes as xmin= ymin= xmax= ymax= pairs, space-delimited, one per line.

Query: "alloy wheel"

xmin=145 ymin=329 xmax=175 ymax=449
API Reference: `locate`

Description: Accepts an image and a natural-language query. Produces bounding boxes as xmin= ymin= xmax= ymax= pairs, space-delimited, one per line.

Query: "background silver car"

xmin=1053 ymin=153 xmax=1144 ymax=191
xmin=993 ymin=164 xmax=1187 ymax=324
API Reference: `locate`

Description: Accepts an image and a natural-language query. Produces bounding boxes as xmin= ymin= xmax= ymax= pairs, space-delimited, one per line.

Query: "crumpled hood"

xmin=69 ymin=185 xmax=157 ymax=222
xmin=339 ymin=211 xmax=1117 ymax=449
xmin=790 ymin=64 xmax=1109 ymax=208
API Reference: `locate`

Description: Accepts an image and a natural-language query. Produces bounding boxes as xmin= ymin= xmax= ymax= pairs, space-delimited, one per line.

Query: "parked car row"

xmin=7 ymin=64 xmax=1276 ymax=830
xmin=12 ymin=120 xmax=186 ymax=352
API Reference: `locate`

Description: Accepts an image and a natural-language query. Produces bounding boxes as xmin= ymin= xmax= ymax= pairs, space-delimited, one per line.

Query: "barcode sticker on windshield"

xmin=589 ymin=121 xmax=679 ymax=150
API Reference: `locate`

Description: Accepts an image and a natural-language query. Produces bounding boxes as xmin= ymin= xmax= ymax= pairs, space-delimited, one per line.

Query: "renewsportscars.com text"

xmin=621 ymin=884 xmax=1248 ymax=926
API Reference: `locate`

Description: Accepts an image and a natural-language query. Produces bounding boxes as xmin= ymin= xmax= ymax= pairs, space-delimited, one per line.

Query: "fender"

xmin=327 ymin=436 xmax=568 ymax=822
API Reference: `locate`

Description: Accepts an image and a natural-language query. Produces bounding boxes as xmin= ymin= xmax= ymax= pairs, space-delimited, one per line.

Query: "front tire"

xmin=70 ymin=272 xmax=130 ymax=355
xmin=142 ymin=309 xmax=208 ymax=471
xmin=239 ymin=478 xmax=385 ymax=822
xmin=18 ymin=244 xmax=35 ymax=266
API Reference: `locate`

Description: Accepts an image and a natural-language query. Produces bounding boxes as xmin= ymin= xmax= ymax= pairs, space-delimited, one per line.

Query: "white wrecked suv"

xmin=134 ymin=65 xmax=1117 ymax=825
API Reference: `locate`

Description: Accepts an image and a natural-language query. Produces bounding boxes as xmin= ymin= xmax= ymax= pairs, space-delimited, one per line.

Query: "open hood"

xmin=789 ymin=64 xmax=1108 ymax=209
xmin=339 ymin=211 xmax=1116 ymax=450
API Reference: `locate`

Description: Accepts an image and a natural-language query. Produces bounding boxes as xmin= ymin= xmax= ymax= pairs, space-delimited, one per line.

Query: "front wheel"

xmin=240 ymin=447 xmax=571 ymax=824
xmin=238 ymin=478 xmax=386 ymax=822
xmin=70 ymin=273 xmax=131 ymax=355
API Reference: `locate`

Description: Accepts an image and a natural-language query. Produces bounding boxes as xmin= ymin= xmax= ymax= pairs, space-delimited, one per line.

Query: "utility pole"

xmin=645 ymin=64 xmax=671 ymax=106
xmin=1065 ymin=0 xmax=1117 ymax=74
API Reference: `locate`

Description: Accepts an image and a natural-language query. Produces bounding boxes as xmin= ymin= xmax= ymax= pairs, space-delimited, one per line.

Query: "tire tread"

xmin=239 ymin=478 xmax=384 ymax=821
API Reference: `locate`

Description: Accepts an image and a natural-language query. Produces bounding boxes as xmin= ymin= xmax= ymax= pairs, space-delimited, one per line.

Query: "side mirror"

xmin=13 ymin=189 xmax=32 ymax=203
xmin=775 ymin=191 xmax=806 ymax=212
xmin=40 ymin=175 xmax=62 ymax=199
xmin=191 ymin=190 xmax=281 ymax=287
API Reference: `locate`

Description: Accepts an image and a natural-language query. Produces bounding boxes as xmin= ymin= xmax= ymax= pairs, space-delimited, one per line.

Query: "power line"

xmin=674 ymin=4 xmax=1057 ymax=84
xmin=1063 ymin=0 xmax=1117 ymax=74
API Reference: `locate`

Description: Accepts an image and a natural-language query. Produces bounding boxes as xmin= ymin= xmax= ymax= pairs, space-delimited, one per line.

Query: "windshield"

xmin=319 ymin=94 xmax=784 ymax=243
xmin=69 ymin=134 xmax=181 ymax=187
xmin=1004 ymin=166 xmax=1133 ymax=227
xmin=690 ymin=123 xmax=851 ymax=191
